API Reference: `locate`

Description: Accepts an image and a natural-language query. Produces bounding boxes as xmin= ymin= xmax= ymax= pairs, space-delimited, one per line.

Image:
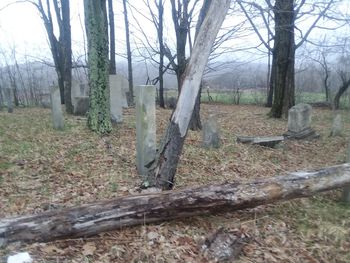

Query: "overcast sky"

xmin=0 ymin=0 xmax=349 ymax=66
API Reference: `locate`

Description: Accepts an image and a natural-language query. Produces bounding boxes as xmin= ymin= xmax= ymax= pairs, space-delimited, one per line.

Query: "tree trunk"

xmin=61 ymin=0 xmax=73 ymax=114
xmin=333 ymin=78 xmax=350 ymax=110
xmin=108 ymin=0 xmax=116 ymax=75
xmin=188 ymin=0 xmax=211 ymax=131
xmin=123 ymin=0 xmax=134 ymax=106
xmin=158 ymin=0 xmax=165 ymax=108
xmin=266 ymin=51 xmax=275 ymax=107
xmin=1 ymin=163 xmax=350 ymax=245
xmin=84 ymin=0 xmax=112 ymax=134
xmin=269 ymin=0 xmax=295 ymax=118
xmin=145 ymin=0 xmax=230 ymax=190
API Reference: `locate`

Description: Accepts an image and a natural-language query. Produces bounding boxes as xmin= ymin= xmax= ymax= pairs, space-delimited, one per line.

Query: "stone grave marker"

xmin=135 ymin=85 xmax=156 ymax=176
xmin=284 ymin=103 xmax=318 ymax=139
xmin=109 ymin=75 xmax=124 ymax=123
xmin=202 ymin=114 xmax=221 ymax=148
xmin=330 ymin=113 xmax=342 ymax=137
xmin=71 ymin=80 xmax=89 ymax=116
xmin=50 ymin=86 xmax=64 ymax=130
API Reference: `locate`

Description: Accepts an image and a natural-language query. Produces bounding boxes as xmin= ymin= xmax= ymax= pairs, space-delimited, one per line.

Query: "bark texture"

xmin=269 ymin=0 xmax=295 ymax=118
xmin=146 ymin=0 xmax=230 ymax=190
xmin=1 ymin=164 xmax=350 ymax=245
xmin=108 ymin=0 xmax=116 ymax=75
xmin=84 ymin=0 xmax=112 ymax=134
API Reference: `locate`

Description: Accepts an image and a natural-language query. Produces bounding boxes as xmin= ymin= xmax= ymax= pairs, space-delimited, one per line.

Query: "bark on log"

xmin=1 ymin=164 xmax=350 ymax=246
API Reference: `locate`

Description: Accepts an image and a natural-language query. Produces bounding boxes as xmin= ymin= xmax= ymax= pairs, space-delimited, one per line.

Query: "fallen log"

xmin=1 ymin=163 xmax=350 ymax=246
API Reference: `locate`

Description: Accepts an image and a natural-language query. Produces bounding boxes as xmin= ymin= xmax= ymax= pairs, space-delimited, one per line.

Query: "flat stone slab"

xmin=237 ymin=136 xmax=284 ymax=148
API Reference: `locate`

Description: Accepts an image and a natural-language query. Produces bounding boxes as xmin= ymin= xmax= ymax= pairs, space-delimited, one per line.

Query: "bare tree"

xmin=238 ymin=0 xmax=339 ymax=118
xmin=123 ymin=0 xmax=135 ymax=105
xmin=144 ymin=0 xmax=230 ymax=190
xmin=108 ymin=0 xmax=116 ymax=74
xmin=27 ymin=0 xmax=73 ymax=113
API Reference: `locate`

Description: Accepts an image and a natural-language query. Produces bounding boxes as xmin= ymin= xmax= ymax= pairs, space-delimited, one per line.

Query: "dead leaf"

xmin=82 ymin=242 xmax=96 ymax=256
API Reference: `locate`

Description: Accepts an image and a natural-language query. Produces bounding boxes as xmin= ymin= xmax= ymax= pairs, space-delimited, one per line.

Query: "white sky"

xmin=0 ymin=0 xmax=349 ymax=66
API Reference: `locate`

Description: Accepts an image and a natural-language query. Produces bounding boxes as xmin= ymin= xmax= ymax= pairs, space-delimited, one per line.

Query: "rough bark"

xmin=269 ymin=0 xmax=295 ymax=118
xmin=145 ymin=0 xmax=230 ymax=190
xmin=108 ymin=0 xmax=116 ymax=75
xmin=1 ymin=163 xmax=350 ymax=245
xmin=123 ymin=0 xmax=134 ymax=105
xmin=84 ymin=0 xmax=112 ymax=134
xmin=158 ymin=0 xmax=165 ymax=108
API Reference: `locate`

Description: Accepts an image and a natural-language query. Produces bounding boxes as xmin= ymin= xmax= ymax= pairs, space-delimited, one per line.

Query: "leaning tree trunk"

xmin=84 ymin=0 xmax=112 ymax=134
xmin=333 ymin=78 xmax=350 ymax=110
xmin=145 ymin=0 xmax=231 ymax=190
xmin=1 ymin=164 xmax=350 ymax=245
xmin=269 ymin=0 xmax=295 ymax=118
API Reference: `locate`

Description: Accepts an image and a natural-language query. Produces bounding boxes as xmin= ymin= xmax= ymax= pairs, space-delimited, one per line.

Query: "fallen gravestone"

xmin=135 ymin=85 xmax=156 ymax=176
xmin=202 ymin=114 xmax=221 ymax=148
xmin=342 ymin=143 xmax=350 ymax=203
xmin=284 ymin=103 xmax=319 ymax=139
xmin=237 ymin=136 xmax=284 ymax=148
xmin=50 ymin=86 xmax=64 ymax=130
xmin=330 ymin=113 xmax=342 ymax=137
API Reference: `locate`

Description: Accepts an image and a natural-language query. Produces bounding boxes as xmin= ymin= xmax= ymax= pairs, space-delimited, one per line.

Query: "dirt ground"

xmin=0 ymin=104 xmax=350 ymax=262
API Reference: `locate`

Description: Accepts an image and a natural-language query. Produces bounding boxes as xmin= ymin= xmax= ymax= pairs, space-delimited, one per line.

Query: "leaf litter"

xmin=0 ymin=104 xmax=349 ymax=262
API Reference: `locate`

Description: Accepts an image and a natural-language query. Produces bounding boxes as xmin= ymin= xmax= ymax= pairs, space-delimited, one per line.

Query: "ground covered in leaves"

xmin=1 ymin=104 xmax=350 ymax=262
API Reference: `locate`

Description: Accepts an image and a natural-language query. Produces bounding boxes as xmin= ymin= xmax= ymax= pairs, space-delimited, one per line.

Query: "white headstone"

xmin=109 ymin=75 xmax=125 ymax=123
xmin=330 ymin=113 xmax=342 ymax=137
xmin=135 ymin=85 xmax=156 ymax=176
xmin=287 ymin=103 xmax=312 ymax=133
xmin=50 ymin=86 xmax=64 ymax=130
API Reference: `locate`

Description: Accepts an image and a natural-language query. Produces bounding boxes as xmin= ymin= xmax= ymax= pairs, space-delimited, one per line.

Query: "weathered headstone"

xmin=120 ymin=76 xmax=129 ymax=108
xmin=237 ymin=136 xmax=284 ymax=148
xmin=73 ymin=96 xmax=89 ymax=116
xmin=135 ymin=85 xmax=156 ymax=176
xmin=342 ymin=143 xmax=350 ymax=203
xmin=202 ymin=114 xmax=221 ymax=148
xmin=109 ymin=75 xmax=124 ymax=123
xmin=40 ymin=93 xmax=51 ymax=108
xmin=284 ymin=103 xmax=318 ymax=139
xmin=5 ymin=88 xmax=13 ymax=113
xmin=71 ymin=80 xmax=89 ymax=116
xmin=50 ymin=86 xmax=64 ymax=130
xmin=330 ymin=113 xmax=342 ymax=137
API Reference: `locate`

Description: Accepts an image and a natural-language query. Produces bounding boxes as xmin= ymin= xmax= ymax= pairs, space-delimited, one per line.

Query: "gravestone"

xmin=73 ymin=96 xmax=89 ymax=116
xmin=330 ymin=113 xmax=342 ymax=137
xmin=202 ymin=114 xmax=221 ymax=148
xmin=40 ymin=93 xmax=51 ymax=108
xmin=50 ymin=86 xmax=64 ymax=130
xmin=120 ymin=76 xmax=129 ymax=108
xmin=109 ymin=75 xmax=125 ymax=123
xmin=71 ymin=80 xmax=89 ymax=116
xmin=135 ymin=85 xmax=156 ymax=176
xmin=5 ymin=88 xmax=13 ymax=113
xmin=342 ymin=143 xmax=350 ymax=203
xmin=284 ymin=103 xmax=318 ymax=139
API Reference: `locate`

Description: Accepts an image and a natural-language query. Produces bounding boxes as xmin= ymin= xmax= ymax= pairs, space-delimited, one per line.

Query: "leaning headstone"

xmin=135 ymin=85 xmax=156 ymax=176
xmin=202 ymin=114 xmax=221 ymax=148
xmin=284 ymin=103 xmax=318 ymax=139
xmin=330 ymin=113 xmax=342 ymax=137
xmin=109 ymin=75 xmax=124 ymax=123
xmin=5 ymin=88 xmax=13 ymax=113
xmin=50 ymin=86 xmax=64 ymax=130
xmin=342 ymin=143 xmax=350 ymax=203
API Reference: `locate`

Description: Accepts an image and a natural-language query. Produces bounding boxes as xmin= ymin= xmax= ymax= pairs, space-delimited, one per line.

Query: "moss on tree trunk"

xmin=84 ymin=0 xmax=112 ymax=134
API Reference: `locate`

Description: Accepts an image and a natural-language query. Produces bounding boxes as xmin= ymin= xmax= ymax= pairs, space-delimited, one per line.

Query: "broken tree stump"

xmin=237 ymin=136 xmax=284 ymax=148
xmin=1 ymin=163 xmax=350 ymax=246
